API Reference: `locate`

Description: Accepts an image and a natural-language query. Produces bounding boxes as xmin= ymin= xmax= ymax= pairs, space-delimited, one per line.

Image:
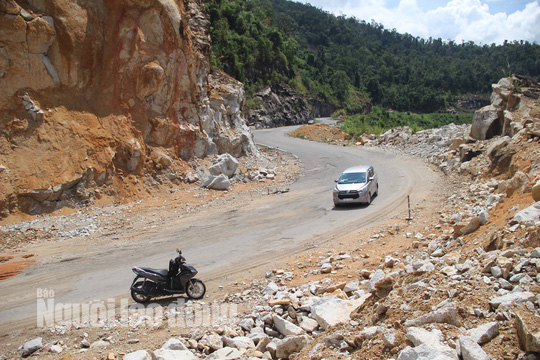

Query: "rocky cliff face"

xmin=470 ymin=75 xmax=539 ymax=141
xmin=247 ymin=85 xmax=311 ymax=129
xmin=246 ymin=85 xmax=336 ymax=129
xmin=0 ymin=0 xmax=255 ymax=217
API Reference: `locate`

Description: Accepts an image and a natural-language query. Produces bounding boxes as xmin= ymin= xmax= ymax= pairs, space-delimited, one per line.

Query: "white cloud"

xmin=425 ymin=0 xmax=540 ymax=44
xmin=505 ymin=2 xmax=540 ymax=43
xmin=298 ymin=0 xmax=540 ymax=44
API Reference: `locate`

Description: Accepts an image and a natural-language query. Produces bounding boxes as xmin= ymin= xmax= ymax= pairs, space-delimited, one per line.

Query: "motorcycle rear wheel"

xmin=186 ymin=279 xmax=206 ymax=300
xmin=131 ymin=281 xmax=152 ymax=303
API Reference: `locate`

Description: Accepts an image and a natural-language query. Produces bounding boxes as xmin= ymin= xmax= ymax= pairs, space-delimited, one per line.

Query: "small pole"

xmin=407 ymin=195 xmax=412 ymax=220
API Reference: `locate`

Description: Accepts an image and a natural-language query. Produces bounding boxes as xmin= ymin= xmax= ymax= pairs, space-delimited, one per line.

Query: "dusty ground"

xmin=289 ymin=124 xmax=351 ymax=144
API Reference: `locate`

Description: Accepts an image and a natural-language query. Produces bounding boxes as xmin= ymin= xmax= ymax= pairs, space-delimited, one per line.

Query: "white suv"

xmin=333 ymin=165 xmax=378 ymax=206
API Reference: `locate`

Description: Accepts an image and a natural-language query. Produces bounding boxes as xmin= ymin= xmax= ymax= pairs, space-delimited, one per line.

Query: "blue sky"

xmin=295 ymin=0 xmax=540 ymax=44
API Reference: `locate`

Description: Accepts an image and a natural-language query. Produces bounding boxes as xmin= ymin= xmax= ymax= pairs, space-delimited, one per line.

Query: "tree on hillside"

xmin=206 ymin=0 xmax=540 ymax=114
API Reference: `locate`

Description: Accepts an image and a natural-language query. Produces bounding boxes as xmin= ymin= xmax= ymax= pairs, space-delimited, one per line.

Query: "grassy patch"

xmin=339 ymin=106 xmax=473 ymax=140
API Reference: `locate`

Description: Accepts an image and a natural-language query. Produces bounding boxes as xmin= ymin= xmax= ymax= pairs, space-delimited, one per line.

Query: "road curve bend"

xmin=0 ymin=125 xmax=439 ymax=332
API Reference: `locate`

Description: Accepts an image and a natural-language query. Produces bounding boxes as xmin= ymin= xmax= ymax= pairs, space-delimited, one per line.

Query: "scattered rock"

xmin=262 ymin=282 xmax=279 ymax=296
xmin=404 ymin=301 xmax=460 ymax=327
xmin=299 ymin=316 xmax=319 ymax=333
xmin=275 ymin=335 xmax=311 ymax=359
xmin=205 ymin=347 xmax=242 ymax=360
xmin=123 ymin=350 xmax=152 ymax=360
xmin=223 ymin=336 xmax=255 ymax=350
xmin=397 ymin=343 xmax=456 ymax=360
xmin=90 ymin=339 xmax=110 ymax=349
xmin=203 ymin=174 xmax=232 ymax=191
xmin=458 ymin=336 xmax=491 ymax=360
xmin=49 ymin=344 xmax=63 ymax=354
xmin=470 ymin=105 xmax=502 ymax=141
xmin=489 ymin=292 xmax=536 ymax=309
xmin=273 ymin=315 xmax=305 ymax=336
xmin=152 ymin=349 xmax=197 ymax=360
xmin=22 ymin=337 xmax=42 ymax=357
xmin=383 ymin=330 xmax=398 ymax=348
xmin=406 ymin=327 xmax=458 ymax=359
xmin=467 ymin=321 xmax=499 ymax=344
xmin=532 ymin=180 xmax=540 ymax=202
xmin=368 ymin=269 xmax=387 ymax=291
xmin=161 ymin=338 xmax=188 ymax=351
xmin=311 ymin=295 xmax=369 ymax=330
xmin=515 ymin=309 xmax=540 ymax=352
xmin=459 ymin=216 xmax=482 ymax=235
xmin=510 ymin=202 xmax=540 ymax=226
xmin=209 ymin=154 xmax=239 ymax=178
xmin=320 ymin=263 xmax=333 ymax=274
xmin=81 ymin=338 xmax=91 ymax=348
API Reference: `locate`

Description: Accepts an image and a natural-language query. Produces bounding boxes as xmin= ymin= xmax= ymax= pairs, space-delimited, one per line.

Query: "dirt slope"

xmin=0 ymin=0 xmax=255 ymax=219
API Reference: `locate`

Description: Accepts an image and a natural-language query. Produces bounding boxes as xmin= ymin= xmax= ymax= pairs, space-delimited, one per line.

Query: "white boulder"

xmin=310 ymin=295 xmax=369 ymax=330
xmin=22 ymin=337 xmax=43 ymax=357
xmin=272 ymin=315 xmax=305 ymax=336
xmin=209 ymin=153 xmax=238 ymax=178
xmin=153 ymin=349 xmax=197 ymax=360
xmin=123 ymin=350 xmax=152 ymax=360
xmin=458 ymin=336 xmax=491 ymax=360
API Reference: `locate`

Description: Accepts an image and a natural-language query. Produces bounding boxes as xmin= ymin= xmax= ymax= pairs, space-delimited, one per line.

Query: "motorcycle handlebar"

xmin=174 ymin=249 xmax=186 ymax=264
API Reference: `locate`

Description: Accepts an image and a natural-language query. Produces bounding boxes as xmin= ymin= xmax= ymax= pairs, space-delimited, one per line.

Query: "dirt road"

xmin=0 ymin=126 xmax=438 ymax=332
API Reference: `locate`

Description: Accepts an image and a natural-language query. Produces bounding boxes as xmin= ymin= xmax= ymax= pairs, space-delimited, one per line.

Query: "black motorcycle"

xmin=130 ymin=249 xmax=206 ymax=303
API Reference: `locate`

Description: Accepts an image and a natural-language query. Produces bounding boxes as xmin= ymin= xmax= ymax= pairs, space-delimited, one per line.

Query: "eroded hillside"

xmin=0 ymin=0 xmax=255 ymax=218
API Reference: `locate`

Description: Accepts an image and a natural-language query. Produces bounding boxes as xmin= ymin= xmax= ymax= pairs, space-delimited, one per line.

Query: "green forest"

xmin=206 ymin=0 xmax=540 ymax=117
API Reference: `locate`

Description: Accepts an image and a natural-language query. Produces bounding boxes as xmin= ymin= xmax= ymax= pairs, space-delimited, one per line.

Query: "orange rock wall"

xmin=0 ymin=0 xmax=255 ymax=216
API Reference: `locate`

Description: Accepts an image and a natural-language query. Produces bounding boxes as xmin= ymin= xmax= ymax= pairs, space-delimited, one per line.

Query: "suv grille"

xmin=338 ymin=190 xmax=359 ymax=199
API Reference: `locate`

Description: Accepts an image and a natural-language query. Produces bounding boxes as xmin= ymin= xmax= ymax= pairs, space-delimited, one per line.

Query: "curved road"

xmin=0 ymin=125 xmax=437 ymax=332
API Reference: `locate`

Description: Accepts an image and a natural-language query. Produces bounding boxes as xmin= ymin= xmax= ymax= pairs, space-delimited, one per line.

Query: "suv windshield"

xmin=338 ymin=172 xmax=366 ymax=184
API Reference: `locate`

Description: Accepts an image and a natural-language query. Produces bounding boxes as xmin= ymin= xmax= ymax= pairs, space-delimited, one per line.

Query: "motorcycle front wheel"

xmin=186 ymin=279 xmax=206 ymax=300
xmin=131 ymin=281 xmax=152 ymax=303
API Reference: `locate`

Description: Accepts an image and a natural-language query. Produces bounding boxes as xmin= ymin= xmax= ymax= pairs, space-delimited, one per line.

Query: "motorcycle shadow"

xmin=125 ymin=295 xmax=194 ymax=308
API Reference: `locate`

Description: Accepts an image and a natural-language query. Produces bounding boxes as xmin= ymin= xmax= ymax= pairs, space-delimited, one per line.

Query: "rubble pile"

xmin=201 ymin=153 xmax=280 ymax=191
xmin=289 ymin=124 xmax=352 ymax=144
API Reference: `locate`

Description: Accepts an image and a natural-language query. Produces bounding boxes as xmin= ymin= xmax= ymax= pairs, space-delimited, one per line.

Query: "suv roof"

xmin=342 ymin=165 xmax=371 ymax=173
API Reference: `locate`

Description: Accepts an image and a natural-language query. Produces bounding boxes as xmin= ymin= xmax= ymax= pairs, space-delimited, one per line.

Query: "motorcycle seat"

xmin=140 ymin=267 xmax=169 ymax=278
